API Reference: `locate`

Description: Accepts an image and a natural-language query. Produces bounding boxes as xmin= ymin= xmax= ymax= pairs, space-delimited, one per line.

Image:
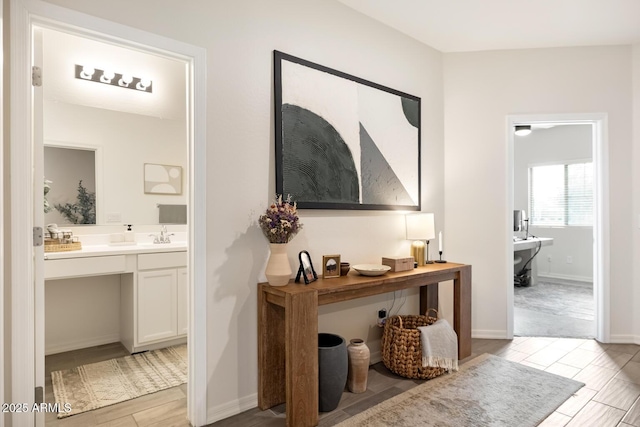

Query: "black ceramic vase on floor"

xmin=318 ymin=333 xmax=347 ymax=412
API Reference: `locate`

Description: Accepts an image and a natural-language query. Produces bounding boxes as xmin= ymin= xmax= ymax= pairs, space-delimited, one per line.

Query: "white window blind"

xmin=529 ymin=162 xmax=593 ymax=227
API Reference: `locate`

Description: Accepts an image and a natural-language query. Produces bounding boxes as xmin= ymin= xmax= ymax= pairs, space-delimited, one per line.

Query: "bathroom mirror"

xmin=44 ymin=143 xmax=100 ymax=225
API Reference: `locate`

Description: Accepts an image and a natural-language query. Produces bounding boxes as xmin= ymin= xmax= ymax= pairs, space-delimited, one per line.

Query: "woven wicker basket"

xmin=44 ymin=240 xmax=82 ymax=253
xmin=381 ymin=308 xmax=447 ymax=380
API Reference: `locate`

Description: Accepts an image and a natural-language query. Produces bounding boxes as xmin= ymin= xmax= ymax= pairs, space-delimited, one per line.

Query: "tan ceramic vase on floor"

xmin=347 ymin=338 xmax=370 ymax=393
xmin=265 ymin=243 xmax=291 ymax=286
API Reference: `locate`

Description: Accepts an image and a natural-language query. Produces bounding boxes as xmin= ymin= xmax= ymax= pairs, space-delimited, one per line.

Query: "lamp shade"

xmin=405 ymin=213 xmax=435 ymax=240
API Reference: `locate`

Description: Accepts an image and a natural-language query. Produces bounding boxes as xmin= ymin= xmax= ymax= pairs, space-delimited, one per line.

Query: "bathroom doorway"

xmin=506 ymin=114 xmax=610 ymax=343
xmin=37 ymin=25 xmax=190 ymax=425
xmin=9 ymin=1 xmax=207 ymax=425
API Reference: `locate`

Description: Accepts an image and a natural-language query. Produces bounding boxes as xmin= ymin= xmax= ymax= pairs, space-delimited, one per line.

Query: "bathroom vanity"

xmin=45 ymin=241 xmax=187 ymax=354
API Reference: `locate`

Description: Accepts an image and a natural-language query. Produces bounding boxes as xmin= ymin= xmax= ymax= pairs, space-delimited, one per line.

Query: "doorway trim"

xmin=9 ymin=0 xmax=208 ymax=425
xmin=506 ymin=113 xmax=610 ymax=343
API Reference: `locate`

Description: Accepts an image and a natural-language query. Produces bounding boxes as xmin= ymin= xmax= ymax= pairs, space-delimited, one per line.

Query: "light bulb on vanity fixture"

xmin=79 ymin=65 xmax=95 ymax=80
xmin=119 ymin=74 xmax=133 ymax=87
xmin=405 ymin=213 xmax=435 ymax=266
xmin=100 ymin=69 xmax=115 ymax=84
xmin=136 ymin=77 xmax=152 ymax=91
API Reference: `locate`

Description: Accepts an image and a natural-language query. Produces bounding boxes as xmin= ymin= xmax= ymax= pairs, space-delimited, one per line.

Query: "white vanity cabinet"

xmin=122 ymin=251 xmax=188 ymax=353
xmin=177 ymin=267 xmax=188 ymax=336
xmin=45 ymin=243 xmax=188 ymax=354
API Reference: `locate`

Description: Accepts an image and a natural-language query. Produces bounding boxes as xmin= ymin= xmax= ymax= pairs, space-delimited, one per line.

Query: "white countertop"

xmin=44 ymin=242 xmax=187 ymax=260
xmin=513 ymin=237 xmax=553 ymax=251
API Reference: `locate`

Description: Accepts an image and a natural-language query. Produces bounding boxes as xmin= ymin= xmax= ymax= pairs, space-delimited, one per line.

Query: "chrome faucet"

xmin=149 ymin=225 xmax=174 ymax=244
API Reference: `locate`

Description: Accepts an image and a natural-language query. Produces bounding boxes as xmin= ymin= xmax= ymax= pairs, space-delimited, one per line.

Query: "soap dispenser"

xmin=124 ymin=224 xmax=135 ymax=243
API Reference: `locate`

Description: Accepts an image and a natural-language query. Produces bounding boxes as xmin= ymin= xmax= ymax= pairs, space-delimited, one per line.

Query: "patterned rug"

xmin=336 ymin=353 xmax=583 ymax=427
xmin=51 ymin=344 xmax=187 ymax=418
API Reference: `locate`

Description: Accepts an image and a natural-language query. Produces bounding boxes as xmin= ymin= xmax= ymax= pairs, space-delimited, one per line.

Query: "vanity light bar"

xmin=74 ymin=64 xmax=153 ymax=93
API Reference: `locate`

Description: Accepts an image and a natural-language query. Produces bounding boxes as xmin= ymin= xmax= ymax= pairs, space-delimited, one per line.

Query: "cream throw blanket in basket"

xmin=417 ymin=319 xmax=459 ymax=372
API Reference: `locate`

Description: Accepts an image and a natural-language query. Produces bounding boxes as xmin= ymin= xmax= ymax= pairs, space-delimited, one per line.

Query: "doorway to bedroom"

xmin=510 ymin=118 xmax=603 ymax=340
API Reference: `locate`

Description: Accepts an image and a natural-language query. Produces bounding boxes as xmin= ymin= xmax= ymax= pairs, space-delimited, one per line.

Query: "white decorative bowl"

xmin=352 ymin=264 xmax=391 ymax=277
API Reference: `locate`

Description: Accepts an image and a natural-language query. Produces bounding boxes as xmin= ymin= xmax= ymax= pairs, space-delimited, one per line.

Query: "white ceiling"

xmin=337 ymin=0 xmax=640 ymax=52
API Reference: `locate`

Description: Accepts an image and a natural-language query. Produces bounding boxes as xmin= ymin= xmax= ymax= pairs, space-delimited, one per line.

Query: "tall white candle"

xmin=439 ymin=231 xmax=443 ymax=252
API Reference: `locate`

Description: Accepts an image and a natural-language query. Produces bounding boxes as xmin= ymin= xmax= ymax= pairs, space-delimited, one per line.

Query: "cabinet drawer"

xmin=45 ymin=255 xmax=127 ymax=280
xmin=138 ymin=252 xmax=187 ymax=270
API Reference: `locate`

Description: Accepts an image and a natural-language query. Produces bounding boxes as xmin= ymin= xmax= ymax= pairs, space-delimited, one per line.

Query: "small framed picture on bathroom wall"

xmin=144 ymin=163 xmax=183 ymax=195
xmin=322 ymin=254 xmax=341 ymax=279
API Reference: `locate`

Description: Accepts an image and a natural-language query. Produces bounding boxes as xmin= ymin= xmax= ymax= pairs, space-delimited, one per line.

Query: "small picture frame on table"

xmin=322 ymin=254 xmax=341 ymax=279
xmin=295 ymin=250 xmax=318 ymax=285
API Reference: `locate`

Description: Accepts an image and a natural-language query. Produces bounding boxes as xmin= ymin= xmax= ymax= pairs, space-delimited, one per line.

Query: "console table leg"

xmin=285 ymin=291 xmax=318 ymax=427
xmin=420 ymin=283 xmax=439 ymax=315
xmin=258 ymin=285 xmax=286 ymax=409
xmin=454 ymin=266 xmax=472 ymax=359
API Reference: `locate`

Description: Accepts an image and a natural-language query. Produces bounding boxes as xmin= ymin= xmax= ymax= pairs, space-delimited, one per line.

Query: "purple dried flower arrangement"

xmin=258 ymin=194 xmax=303 ymax=244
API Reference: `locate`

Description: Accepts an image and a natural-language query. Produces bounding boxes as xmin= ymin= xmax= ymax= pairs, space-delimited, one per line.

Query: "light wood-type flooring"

xmin=45 ymin=338 xmax=640 ymax=426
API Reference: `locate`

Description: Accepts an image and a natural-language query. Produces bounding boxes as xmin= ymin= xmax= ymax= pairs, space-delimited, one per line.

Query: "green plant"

xmin=54 ymin=180 xmax=96 ymax=224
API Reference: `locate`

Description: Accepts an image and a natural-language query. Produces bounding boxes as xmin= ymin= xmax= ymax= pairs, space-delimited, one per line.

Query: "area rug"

xmin=336 ymin=353 xmax=583 ymax=427
xmin=51 ymin=344 xmax=187 ymax=418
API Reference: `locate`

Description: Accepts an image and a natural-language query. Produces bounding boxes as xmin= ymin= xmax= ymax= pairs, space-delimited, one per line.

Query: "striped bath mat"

xmin=51 ymin=344 xmax=187 ymax=418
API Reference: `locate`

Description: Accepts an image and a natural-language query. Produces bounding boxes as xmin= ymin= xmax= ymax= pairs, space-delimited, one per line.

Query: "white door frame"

xmin=506 ymin=113 xmax=610 ymax=343
xmin=0 ymin=1 xmax=5 ymax=426
xmin=9 ymin=1 xmax=208 ymax=425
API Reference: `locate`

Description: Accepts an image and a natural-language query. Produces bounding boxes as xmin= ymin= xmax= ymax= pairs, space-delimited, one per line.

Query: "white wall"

xmin=40 ymin=0 xmax=445 ymax=422
xmin=44 ymin=101 xmax=187 ymax=226
xmin=444 ymin=46 xmax=633 ymax=339
xmin=45 ymin=275 xmax=121 ymax=354
xmin=514 ymin=124 xmax=593 ymax=281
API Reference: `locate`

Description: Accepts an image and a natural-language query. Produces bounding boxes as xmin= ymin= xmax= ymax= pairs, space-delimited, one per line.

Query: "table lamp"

xmin=405 ymin=213 xmax=435 ymax=266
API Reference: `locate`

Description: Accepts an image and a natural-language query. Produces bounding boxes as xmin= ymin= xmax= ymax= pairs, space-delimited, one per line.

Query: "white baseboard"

xmin=45 ymin=333 xmax=121 ymax=355
xmin=205 ymin=351 xmax=385 ymax=425
xmin=537 ymin=273 xmax=593 ymax=283
xmin=472 ymin=330 xmax=509 ymax=339
xmin=207 ymin=393 xmax=258 ymax=425
xmin=609 ymin=335 xmax=640 ymax=345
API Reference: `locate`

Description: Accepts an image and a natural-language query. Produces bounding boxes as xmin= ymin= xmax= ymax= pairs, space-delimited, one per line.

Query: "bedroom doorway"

xmin=506 ymin=114 xmax=610 ymax=343
xmin=512 ymin=123 xmax=595 ymax=338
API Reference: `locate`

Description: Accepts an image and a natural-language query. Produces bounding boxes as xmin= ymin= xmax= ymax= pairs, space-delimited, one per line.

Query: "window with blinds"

xmin=529 ymin=162 xmax=593 ymax=227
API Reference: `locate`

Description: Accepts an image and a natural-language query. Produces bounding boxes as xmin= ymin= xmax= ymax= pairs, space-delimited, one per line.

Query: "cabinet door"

xmin=138 ymin=269 xmax=178 ymax=344
xmin=177 ymin=267 xmax=188 ymax=336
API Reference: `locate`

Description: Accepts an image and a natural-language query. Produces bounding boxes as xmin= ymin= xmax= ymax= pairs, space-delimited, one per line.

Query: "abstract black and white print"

xmin=275 ymin=51 xmax=421 ymax=210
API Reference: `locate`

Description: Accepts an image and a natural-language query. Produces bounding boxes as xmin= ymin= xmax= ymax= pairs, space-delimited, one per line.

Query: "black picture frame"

xmin=274 ymin=50 xmax=421 ymax=211
xmin=295 ymin=250 xmax=318 ymax=285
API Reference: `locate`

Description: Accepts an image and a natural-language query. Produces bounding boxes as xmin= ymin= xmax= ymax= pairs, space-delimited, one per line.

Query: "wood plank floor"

xmin=46 ymin=338 xmax=640 ymax=426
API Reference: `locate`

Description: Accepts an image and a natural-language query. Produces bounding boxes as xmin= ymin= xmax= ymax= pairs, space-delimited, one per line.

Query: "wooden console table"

xmin=257 ymin=262 xmax=471 ymax=427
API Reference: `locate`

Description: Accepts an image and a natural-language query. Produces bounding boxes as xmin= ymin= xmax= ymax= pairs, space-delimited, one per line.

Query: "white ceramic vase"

xmin=265 ymin=243 xmax=291 ymax=286
xmin=347 ymin=338 xmax=370 ymax=393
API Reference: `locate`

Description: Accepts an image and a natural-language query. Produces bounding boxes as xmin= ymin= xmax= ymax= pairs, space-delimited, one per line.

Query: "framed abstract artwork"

xmin=274 ymin=50 xmax=421 ymax=211
xmin=143 ymin=163 xmax=183 ymax=195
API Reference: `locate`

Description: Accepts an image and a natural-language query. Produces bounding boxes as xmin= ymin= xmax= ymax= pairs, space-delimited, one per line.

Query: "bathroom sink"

xmin=138 ymin=242 xmax=187 ymax=248
xmin=108 ymin=241 xmax=138 ymax=246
